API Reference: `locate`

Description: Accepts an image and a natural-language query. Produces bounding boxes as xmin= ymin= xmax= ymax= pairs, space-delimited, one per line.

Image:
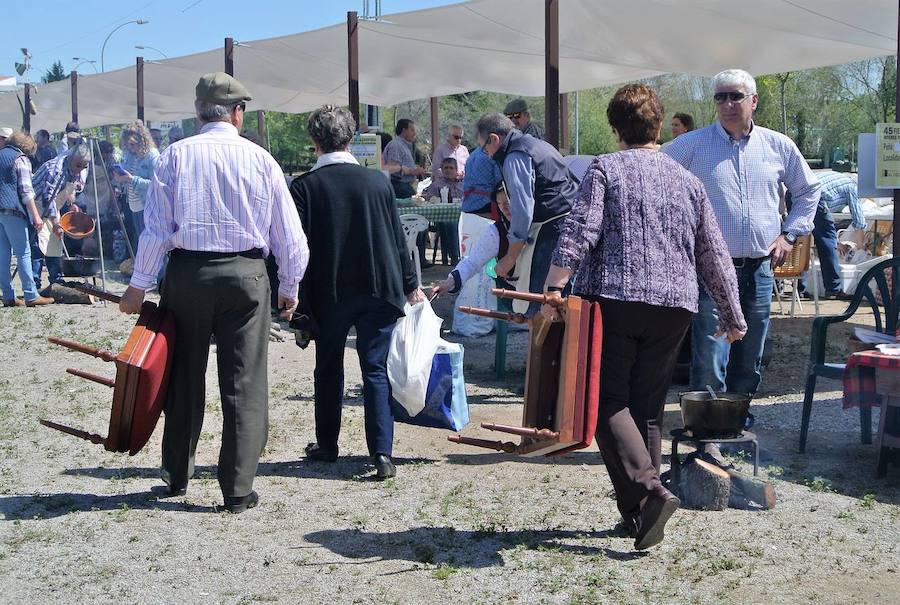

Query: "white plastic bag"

xmin=452 ymin=214 xmax=496 ymax=336
xmin=387 ymin=299 xmax=443 ymax=416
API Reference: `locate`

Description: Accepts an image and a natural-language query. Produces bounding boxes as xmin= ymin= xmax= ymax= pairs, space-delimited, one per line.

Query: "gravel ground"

xmin=1 ymin=267 xmax=898 ymax=605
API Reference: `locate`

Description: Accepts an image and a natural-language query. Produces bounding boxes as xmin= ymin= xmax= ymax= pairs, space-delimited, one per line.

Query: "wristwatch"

xmin=781 ymin=231 xmax=797 ymax=245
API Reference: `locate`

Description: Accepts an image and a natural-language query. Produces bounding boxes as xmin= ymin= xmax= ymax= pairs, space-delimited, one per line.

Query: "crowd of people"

xmin=1 ymin=66 xmax=858 ymax=550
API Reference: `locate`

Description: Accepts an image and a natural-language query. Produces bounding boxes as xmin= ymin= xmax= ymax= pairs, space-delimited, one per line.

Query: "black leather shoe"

xmin=150 ymin=483 xmax=187 ymax=498
xmin=634 ymin=486 xmax=680 ymax=550
xmin=373 ymin=454 xmax=396 ymax=480
xmin=223 ymin=490 xmax=259 ymax=514
xmin=305 ymin=442 xmax=338 ymax=462
xmin=613 ymin=509 xmax=640 ymax=539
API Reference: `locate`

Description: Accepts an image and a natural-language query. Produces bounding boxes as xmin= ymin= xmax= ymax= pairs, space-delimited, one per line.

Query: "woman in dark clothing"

xmin=541 ymin=84 xmax=747 ymax=550
xmin=290 ymin=105 xmax=426 ymax=480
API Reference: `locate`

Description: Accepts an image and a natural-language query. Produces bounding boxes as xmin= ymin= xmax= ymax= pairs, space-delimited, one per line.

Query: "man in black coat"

xmin=290 ymin=106 xmax=426 ymax=480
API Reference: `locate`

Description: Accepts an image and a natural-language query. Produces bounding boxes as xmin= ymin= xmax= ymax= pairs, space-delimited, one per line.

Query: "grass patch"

xmin=431 ymin=563 xmax=457 ymax=580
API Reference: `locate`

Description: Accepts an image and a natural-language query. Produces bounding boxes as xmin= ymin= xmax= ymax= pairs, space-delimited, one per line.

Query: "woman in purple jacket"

xmin=541 ymin=84 xmax=747 ymax=550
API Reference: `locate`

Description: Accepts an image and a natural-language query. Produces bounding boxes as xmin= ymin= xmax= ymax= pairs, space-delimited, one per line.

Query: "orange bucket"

xmin=59 ymin=211 xmax=95 ymax=239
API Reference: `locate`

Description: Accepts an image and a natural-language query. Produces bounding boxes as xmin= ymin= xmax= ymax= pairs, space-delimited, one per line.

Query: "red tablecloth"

xmin=842 ymin=350 xmax=900 ymax=409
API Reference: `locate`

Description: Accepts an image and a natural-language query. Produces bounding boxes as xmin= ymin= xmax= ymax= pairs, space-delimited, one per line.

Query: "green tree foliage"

xmin=41 ymin=61 xmax=68 ymax=84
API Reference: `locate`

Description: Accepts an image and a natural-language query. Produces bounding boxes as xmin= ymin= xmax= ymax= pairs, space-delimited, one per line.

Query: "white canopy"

xmin=1 ymin=0 xmax=896 ymax=132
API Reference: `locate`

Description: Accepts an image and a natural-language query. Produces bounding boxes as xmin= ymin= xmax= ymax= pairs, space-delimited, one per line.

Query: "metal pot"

xmin=60 ymin=257 xmax=101 ymax=277
xmin=680 ymin=391 xmax=753 ymax=438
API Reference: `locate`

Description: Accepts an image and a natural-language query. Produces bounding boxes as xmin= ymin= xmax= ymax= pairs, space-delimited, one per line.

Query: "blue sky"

xmin=3 ymin=0 xmax=465 ymax=80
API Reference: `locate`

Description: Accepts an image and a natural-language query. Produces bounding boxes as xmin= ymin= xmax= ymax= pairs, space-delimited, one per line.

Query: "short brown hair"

xmin=6 ymin=131 xmax=36 ymax=156
xmin=606 ymin=84 xmax=664 ymax=146
xmin=673 ymin=112 xmax=695 ymax=131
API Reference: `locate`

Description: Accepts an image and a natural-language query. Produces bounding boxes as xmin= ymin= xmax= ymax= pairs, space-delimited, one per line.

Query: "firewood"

xmin=39 ymin=282 xmax=94 ymax=305
xmin=727 ymin=468 xmax=777 ymax=510
xmin=677 ymin=457 xmax=731 ymax=510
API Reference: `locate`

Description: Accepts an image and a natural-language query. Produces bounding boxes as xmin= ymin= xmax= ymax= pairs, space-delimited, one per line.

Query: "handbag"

xmin=391 ymin=341 xmax=469 ymax=431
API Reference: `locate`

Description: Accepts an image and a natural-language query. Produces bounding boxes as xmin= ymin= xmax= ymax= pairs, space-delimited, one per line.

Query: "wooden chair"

xmin=399 ymin=214 xmax=429 ymax=286
xmin=773 ymin=234 xmax=818 ymax=317
xmin=799 ymin=256 xmax=900 ymax=452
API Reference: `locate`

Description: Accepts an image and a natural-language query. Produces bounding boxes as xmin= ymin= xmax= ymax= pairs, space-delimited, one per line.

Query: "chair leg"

xmin=790 ymin=278 xmax=799 ymax=316
xmin=412 ymin=248 xmax=422 ymax=287
xmin=799 ymin=373 xmax=817 ymax=453
xmin=432 ymin=230 xmax=440 ymax=265
xmin=774 ymin=282 xmax=784 ymax=315
xmin=809 ymin=250 xmax=820 ymax=316
xmin=494 ymin=318 xmax=508 ymax=379
xmin=860 ymin=405 xmax=872 ymax=445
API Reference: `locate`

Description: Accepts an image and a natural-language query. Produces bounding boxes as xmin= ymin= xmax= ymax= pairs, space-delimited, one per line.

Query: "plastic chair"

xmin=799 ymin=256 xmax=900 ymax=453
xmin=399 ymin=214 xmax=429 ymax=286
xmin=773 ymin=234 xmax=818 ymax=317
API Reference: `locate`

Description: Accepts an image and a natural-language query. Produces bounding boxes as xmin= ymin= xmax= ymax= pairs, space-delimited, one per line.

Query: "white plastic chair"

xmin=399 ymin=214 xmax=429 ymax=286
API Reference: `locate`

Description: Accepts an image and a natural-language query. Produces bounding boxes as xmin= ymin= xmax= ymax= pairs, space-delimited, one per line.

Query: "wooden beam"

xmin=70 ymin=71 xmax=78 ymax=124
xmin=136 ymin=57 xmax=145 ymax=121
xmin=544 ymin=0 xmax=560 ymax=149
xmin=560 ymin=92 xmax=569 ymax=154
xmin=347 ymin=11 xmax=360 ymax=130
xmin=257 ymin=110 xmax=267 ymax=149
xmin=22 ymin=84 xmax=31 ymax=132
xmin=225 ymin=37 xmax=234 ymax=76
xmin=430 ymin=97 xmax=439 ymax=162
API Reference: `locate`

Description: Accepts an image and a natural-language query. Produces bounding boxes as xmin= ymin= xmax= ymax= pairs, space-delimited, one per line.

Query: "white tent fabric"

xmin=1 ymin=0 xmax=896 ymax=132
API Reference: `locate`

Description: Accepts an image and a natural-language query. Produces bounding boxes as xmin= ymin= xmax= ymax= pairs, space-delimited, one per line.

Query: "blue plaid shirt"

xmin=817 ymin=171 xmax=866 ymax=229
xmin=461 ymin=147 xmax=501 ymax=213
xmin=665 ymin=121 xmax=819 ymax=259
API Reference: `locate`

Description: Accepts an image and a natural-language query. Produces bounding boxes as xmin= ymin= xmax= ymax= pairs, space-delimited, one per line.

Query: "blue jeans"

xmin=313 ymin=296 xmax=400 ymax=457
xmin=131 ymin=210 xmax=145 ymax=241
xmin=0 ymin=213 xmax=38 ymax=301
xmin=691 ymin=257 xmax=774 ymax=395
xmin=436 ymin=221 xmax=459 ymax=264
xmin=799 ymin=201 xmax=841 ymax=293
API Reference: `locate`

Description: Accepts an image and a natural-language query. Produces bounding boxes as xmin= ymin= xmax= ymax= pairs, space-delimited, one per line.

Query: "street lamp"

xmin=71 ymin=57 xmax=99 ymax=73
xmin=101 ymin=19 xmax=149 ymax=72
xmin=134 ymin=45 xmax=168 ymax=59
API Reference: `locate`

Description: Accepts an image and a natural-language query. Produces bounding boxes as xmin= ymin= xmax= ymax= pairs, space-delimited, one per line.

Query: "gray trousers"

xmin=160 ymin=250 xmax=270 ymax=498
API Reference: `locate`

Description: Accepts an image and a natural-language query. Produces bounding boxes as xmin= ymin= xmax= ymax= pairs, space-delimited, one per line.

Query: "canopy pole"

xmin=574 ymin=90 xmax=580 ymax=154
xmin=347 ymin=11 xmax=360 ymax=130
xmin=544 ymin=0 xmax=560 ymax=149
xmin=70 ymin=71 xmax=78 ymax=124
xmin=23 ymin=84 xmax=31 ymax=132
xmin=894 ymin=0 xmax=899 ymax=260
xmin=225 ymin=37 xmax=234 ymax=76
xmin=430 ymin=97 xmax=439 ymax=165
xmin=560 ymin=92 xmax=569 ymax=154
xmin=257 ymin=111 xmax=267 ymax=149
xmin=136 ymin=57 xmax=145 ymax=121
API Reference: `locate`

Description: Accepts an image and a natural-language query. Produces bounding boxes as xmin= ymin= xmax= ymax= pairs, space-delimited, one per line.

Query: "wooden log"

xmin=727 ymin=468 xmax=777 ymax=510
xmin=677 ymin=457 xmax=731 ymax=511
xmin=39 ymin=282 xmax=94 ymax=304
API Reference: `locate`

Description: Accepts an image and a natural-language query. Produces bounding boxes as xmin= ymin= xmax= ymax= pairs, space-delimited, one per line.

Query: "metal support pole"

xmin=136 ymin=57 xmax=145 ymax=121
xmin=544 ymin=0 xmax=560 ymax=149
xmin=88 ymin=138 xmax=108 ymax=298
xmin=225 ymin=37 xmax=234 ymax=76
xmin=574 ymin=90 xmax=580 ymax=155
xmin=430 ymin=97 xmax=439 ymax=162
xmin=560 ymin=92 xmax=569 ymax=154
xmin=347 ymin=11 xmax=360 ymax=130
xmin=256 ymin=110 xmax=267 ymax=149
xmin=70 ymin=71 xmax=78 ymax=124
xmin=23 ymin=84 xmax=31 ymax=132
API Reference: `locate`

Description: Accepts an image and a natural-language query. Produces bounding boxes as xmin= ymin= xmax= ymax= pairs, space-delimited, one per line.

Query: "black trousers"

xmin=160 ymin=250 xmax=271 ymax=498
xmin=312 ymin=296 xmax=400 ymax=457
xmin=592 ymin=297 xmax=691 ymax=517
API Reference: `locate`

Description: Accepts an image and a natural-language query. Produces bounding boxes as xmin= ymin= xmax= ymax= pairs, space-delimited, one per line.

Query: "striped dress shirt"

xmin=665 ymin=121 xmax=820 ymax=259
xmin=31 ymin=153 xmax=84 ymax=220
xmin=13 ymin=156 xmax=35 ymax=207
xmin=130 ymin=121 xmax=309 ymax=298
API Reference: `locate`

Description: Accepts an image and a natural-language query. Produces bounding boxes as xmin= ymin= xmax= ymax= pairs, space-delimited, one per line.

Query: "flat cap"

xmin=504 ymin=99 xmax=528 ymax=114
xmin=195 ymin=72 xmax=252 ymax=105
xmin=0 ymin=126 xmax=12 ymax=138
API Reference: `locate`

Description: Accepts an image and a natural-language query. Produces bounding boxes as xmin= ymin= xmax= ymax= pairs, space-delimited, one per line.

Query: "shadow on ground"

xmin=0 ymin=491 xmax=216 ymax=520
xmin=301 ymin=525 xmax=645 ymax=568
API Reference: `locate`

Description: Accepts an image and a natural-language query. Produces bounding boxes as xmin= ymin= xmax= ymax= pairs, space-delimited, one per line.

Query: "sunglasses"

xmin=506 ymin=113 xmax=523 ymax=120
xmin=451 ymin=134 xmax=462 ymax=140
xmin=713 ymin=91 xmax=751 ymax=104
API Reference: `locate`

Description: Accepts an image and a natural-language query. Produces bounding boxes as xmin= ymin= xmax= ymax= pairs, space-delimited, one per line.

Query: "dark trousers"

xmin=313 ymin=296 xmax=400 ymax=457
xmin=594 ymin=297 xmax=691 ymax=517
xmin=799 ymin=200 xmax=841 ymax=293
xmin=160 ymin=250 xmax=270 ymax=498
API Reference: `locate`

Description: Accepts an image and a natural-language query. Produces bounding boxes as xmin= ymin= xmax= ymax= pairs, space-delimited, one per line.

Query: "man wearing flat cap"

xmin=504 ymin=99 xmax=543 ymax=140
xmin=119 ymin=72 xmax=310 ymax=513
xmin=0 ymin=126 xmax=12 ymax=148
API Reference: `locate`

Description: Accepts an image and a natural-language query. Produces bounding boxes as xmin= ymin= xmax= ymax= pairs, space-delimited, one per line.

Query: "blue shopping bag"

xmin=391 ymin=343 xmax=469 ymax=431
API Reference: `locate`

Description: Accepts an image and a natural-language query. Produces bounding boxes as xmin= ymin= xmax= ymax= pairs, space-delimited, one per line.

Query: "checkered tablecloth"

xmin=396 ymin=200 xmax=461 ymax=223
xmin=842 ymin=350 xmax=900 ymax=408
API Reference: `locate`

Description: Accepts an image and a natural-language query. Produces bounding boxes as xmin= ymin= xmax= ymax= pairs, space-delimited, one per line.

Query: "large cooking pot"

xmin=680 ymin=391 xmax=753 ymax=438
xmin=60 ymin=256 xmax=101 ymax=277
xmin=59 ymin=211 xmax=95 ymax=239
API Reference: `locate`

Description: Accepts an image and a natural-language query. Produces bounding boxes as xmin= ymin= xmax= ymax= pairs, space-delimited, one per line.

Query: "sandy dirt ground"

xmin=0 ymin=266 xmax=898 ymax=605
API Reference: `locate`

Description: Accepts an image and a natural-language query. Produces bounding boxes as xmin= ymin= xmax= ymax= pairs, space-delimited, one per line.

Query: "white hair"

xmin=713 ymin=69 xmax=757 ymax=95
xmin=194 ymin=99 xmax=241 ymax=122
xmin=67 ymin=143 xmax=92 ymax=163
xmin=448 ymin=124 xmax=464 ymax=135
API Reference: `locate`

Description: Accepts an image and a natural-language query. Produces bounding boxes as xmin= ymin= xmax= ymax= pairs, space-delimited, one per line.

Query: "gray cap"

xmin=0 ymin=126 xmax=12 ymax=138
xmin=195 ymin=72 xmax=252 ymax=105
xmin=504 ymin=99 xmax=528 ymax=114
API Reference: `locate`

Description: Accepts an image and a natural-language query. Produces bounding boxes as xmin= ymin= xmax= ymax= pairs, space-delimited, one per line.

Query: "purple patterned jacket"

xmin=552 ymin=149 xmax=746 ymax=332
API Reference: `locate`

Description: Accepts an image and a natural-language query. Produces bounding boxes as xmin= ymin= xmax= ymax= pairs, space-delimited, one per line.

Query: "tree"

xmin=41 ymin=61 xmax=68 ymax=84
